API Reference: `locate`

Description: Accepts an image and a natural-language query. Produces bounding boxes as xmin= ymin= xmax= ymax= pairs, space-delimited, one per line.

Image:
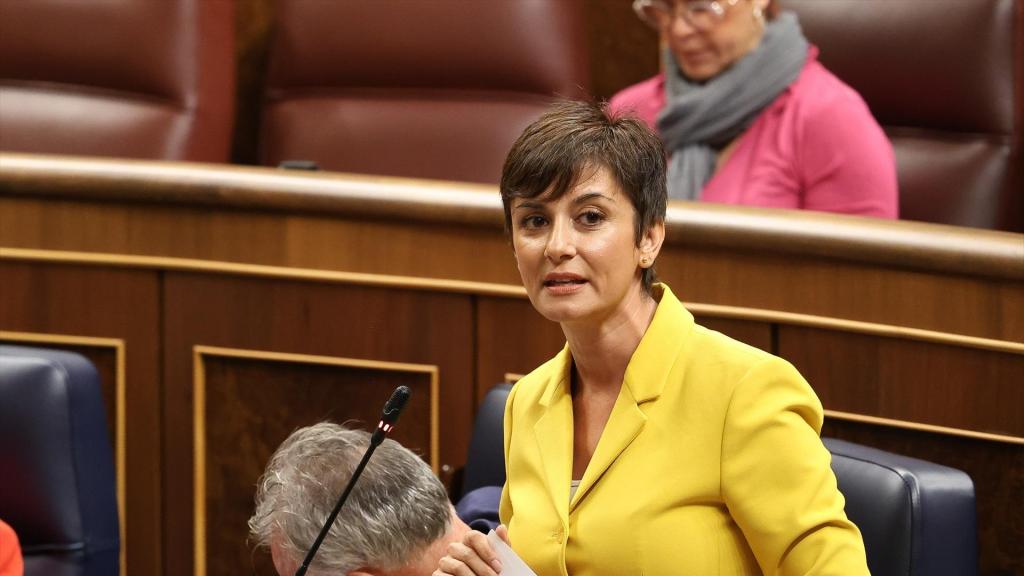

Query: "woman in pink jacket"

xmin=0 ymin=519 xmax=22 ymax=576
xmin=612 ymin=0 xmax=898 ymax=217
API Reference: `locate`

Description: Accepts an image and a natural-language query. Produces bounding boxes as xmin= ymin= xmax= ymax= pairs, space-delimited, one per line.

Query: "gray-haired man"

xmin=250 ymin=422 xmax=471 ymax=576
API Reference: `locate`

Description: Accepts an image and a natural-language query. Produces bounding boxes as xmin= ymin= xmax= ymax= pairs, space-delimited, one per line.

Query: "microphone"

xmin=371 ymin=385 xmax=411 ymax=445
xmin=295 ymin=386 xmax=412 ymax=576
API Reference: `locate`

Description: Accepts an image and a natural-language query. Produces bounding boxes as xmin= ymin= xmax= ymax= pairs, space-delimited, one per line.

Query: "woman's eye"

xmin=578 ymin=211 xmax=605 ymax=226
xmin=521 ymin=215 xmax=547 ymax=229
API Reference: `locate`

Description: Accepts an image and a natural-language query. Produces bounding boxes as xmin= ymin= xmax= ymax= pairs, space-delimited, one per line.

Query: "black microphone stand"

xmin=294 ymin=438 xmax=379 ymax=576
xmin=294 ymin=386 xmax=410 ymax=576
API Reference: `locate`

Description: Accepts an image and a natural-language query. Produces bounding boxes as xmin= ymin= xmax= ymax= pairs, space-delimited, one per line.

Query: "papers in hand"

xmin=486 ymin=529 xmax=537 ymax=576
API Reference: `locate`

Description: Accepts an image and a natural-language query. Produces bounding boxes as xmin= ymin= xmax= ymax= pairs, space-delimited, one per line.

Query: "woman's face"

xmin=661 ymin=0 xmax=768 ymax=81
xmin=510 ymin=166 xmax=662 ymax=327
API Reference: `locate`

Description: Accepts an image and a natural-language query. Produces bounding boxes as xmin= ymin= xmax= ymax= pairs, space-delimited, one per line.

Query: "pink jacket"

xmin=609 ymin=50 xmax=898 ymax=218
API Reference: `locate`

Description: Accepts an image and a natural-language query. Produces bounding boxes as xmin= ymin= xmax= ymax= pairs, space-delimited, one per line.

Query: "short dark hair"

xmin=499 ymin=100 xmax=668 ymax=294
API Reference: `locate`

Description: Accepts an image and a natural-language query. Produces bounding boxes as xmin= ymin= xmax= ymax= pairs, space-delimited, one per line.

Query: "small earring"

xmin=752 ymin=5 xmax=765 ymax=24
xmin=640 ymin=256 xmax=651 ymax=267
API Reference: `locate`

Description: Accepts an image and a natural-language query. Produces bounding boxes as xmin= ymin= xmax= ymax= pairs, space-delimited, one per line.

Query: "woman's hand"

xmin=434 ymin=524 xmax=509 ymax=576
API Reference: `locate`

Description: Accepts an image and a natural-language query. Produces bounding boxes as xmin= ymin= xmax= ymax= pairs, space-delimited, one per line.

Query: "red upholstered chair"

xmin=260 ymin=0 xmax=589 ymax=184
xmin=0 ymin=0 xmax=235 ymax=162
xmin=781 ymin=0 xmax=1023 ymax=232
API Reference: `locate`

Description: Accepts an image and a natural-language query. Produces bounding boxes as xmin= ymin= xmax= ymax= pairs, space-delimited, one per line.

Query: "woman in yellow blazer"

xmin=437 ymin=99 xmax=868 ymax=576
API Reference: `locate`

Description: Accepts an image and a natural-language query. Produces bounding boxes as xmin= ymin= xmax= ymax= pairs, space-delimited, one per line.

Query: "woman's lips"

xmin=544 ymin=281 xmax=586 ymax=295
xmin=680 ymin=50 xmax=713 ymax=63
xmin=543 ymin=276 xmax=587 ymax=295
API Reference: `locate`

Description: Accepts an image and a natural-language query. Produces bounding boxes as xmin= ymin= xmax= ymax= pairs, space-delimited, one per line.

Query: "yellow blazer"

xmin=499 ymin=284 xmax=868 ymax=575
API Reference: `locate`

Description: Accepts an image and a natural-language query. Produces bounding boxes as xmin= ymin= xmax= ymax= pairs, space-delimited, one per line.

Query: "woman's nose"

xmin=668 ymin=11 xmax=698 ymax=36
xmin=544 ymin=219 xmax=577 ymax=261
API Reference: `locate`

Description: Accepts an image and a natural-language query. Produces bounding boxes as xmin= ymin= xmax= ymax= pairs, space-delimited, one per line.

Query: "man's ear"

xmin=270 ymin=541 xmax=297 ymax=576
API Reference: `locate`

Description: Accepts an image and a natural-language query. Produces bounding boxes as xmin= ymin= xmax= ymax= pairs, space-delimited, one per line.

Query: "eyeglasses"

xmin=632 ymin=0 xmax=740 ymax=32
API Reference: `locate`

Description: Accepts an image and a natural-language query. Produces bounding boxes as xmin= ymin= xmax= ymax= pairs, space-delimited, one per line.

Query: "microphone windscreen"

xmin=381 ymin=386 xmax=411 ymax=424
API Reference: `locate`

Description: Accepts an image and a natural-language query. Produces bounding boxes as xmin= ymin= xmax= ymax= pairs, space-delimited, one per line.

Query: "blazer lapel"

xmin=568 ymin=285 xmax=692 ymax=511
xmin=534 ymin=350 xmax=574 ymax=523
xmin=570 ymin=384 xmax=647 ymax=511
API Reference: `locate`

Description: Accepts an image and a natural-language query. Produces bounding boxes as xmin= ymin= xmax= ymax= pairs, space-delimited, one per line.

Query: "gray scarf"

xmin=658 ymin=12 xmax=809 ymax=200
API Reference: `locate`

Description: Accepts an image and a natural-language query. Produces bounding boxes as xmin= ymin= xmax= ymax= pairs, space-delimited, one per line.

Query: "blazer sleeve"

xmin=498 ymin=382 xmax=518 ymax=527
xmin=721 ymin=358 xmax=870 ymax=576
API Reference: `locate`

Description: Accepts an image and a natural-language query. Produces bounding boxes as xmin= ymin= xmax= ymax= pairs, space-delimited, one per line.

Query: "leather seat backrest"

xmin=0 ymin=0 xmax=235 ymax=162
xmin=824 ymin=437 xmax=977 ymax=576
xmin=781 ymin=0 xmax=1023 ymax=231
xmin=462 ymin=383 xmax=513 ymax=497
xmin=0 ymin=345 xmax=120 ymax=576
xmin=261 ymin=0 xmax=589 ymax=184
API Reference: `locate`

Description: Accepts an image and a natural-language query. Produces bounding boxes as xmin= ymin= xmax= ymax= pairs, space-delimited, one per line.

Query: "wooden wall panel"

xmin=0 ymin=262 xmax=161 ymax=576
xmin=3 ymin=158 xmax=1019 ymax=346
xmin=476 ymin=296 xmax=566 ymax=402
xmin=822 ymin=419 xmax=1024 ymax=575
xmin=161 ymin=272 xmax=475 ymax=576
xmin=198 ymin=353 xmax=435 ymax=576
xmin=691 ymin=315 xmax=773 ymax=352
xmin=0 ymin=197 xmax=293 ymax=265
xmin=0 ymin=197 xmax=524 ymax=287
xmin=780 ymin=326 xmax=1024 ymax=437
xmin=475 ymin=297 xmax=777 ymax=404
xmin=656 ymin=248 xmax=1022 ymax=342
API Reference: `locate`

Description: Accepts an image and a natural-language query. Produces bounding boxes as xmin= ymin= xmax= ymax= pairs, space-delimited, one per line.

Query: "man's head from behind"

xmin=249 ymin=422 xmax=467 ymax=576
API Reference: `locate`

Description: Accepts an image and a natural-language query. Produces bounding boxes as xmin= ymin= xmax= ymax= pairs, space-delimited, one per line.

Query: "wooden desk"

xmin=2 ymin=153 xmax=1021 ymax=575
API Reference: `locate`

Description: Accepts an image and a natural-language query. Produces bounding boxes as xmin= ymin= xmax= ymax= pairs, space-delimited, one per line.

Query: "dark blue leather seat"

xmin=0 ymin=345 xmax=120 ymax=576
xmin=461 ymin=383 xmax=513 ymax=498
xmin=464 ymin=383 xmax=978 ymax=576
xmin=825 ymin=437 xmax=977 ymax=576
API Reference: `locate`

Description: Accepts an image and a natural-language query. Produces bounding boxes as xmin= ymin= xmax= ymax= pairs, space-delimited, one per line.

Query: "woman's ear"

xmin=640 ymin=220 xmax=666 ymax=263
